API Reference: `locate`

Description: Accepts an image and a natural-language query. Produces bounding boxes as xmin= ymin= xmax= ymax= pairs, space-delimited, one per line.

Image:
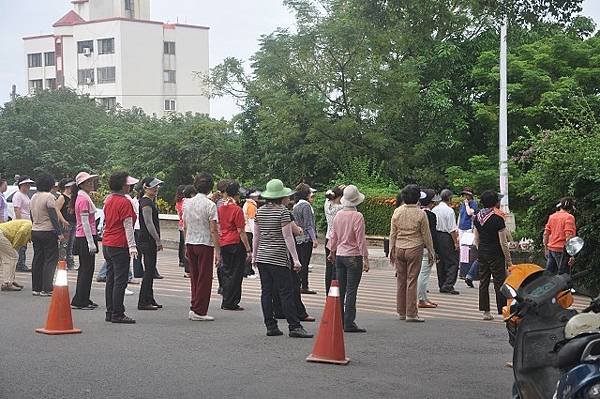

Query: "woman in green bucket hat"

xmin=252 ymin=179 xmax=313 ymax=338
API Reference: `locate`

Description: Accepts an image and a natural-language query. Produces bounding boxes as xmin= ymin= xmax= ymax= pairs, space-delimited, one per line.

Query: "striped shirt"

xmin=255 ymin=203 xmax=292 ymax=268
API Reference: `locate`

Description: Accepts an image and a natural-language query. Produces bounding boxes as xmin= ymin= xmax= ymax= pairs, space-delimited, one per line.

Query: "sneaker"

xmin=32 ymin=291 xmax=41 ymax=296
xmin=125 ymin=288 xmax=134 ymax=296
xmin=188 ymin=310 xmax=214 ymax=321
xmin=221 ymin=305 xmax=245 ymax=311
xmin=89 ymin=301 xmax=99 ymax=308
xmin=483 ymin=312 xmax=494 ymax=321
xmin=127 ymin=279 xmax=139 ymax=285
xmin=406 ymin=316 xmax=425 ymax=323
xmin=398 ymin=315 xmax=406 ymax=320
xmin=40 ymin=291 xmax=53 ymax=297
xmin=16 ymin=268 xmax=31 ymax=273
xmin=289 ymin=327 xmax=313 ymax=338
xmin=266 ymin=328 xmax=284 ymax=336
xmin=246 ymin=274 xmax=257 ymax=280
xmin=1 ymin=283 xmax=22 ymax=292
xmin=465 ymin=278 xmax=474 ymax=288
xmin=12 ymin=281 xmax=24 ymax=289
xmin=111 ymin=315 xmax=136 ymax=324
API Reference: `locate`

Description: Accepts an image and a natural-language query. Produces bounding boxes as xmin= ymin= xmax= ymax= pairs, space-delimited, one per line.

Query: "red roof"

xmin=53 ymin=10 xmax=86 ymax=27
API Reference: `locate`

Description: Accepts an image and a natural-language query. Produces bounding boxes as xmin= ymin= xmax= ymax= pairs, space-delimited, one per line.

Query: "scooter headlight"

xmin=585 ymin=383 xmax=600 ymax=399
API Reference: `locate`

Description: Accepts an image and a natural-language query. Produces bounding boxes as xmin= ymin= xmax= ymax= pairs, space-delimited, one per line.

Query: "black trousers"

xmin=220 ymin=243 xmax=245 ymax=308
xmin=436 ymin=232 xmax=459 ymax=291
xmin=31 ymin=231 xmax=59 ymax=293
xmin=103 ymin=246 xmax=130 ymax=319
xmin=243 ymin=232 xmax=255 ymax=277
xmin=138 ymin=242 xmax=158 ymax=307
xmin=325 ymin=238 xmax=336 ymax=294
xmin=178 ymin=230 xmax=189 ymax=273
xmin=478 ymin=255 xmax=507 ymax=314
xmin=258 ymin=263 xmax=301 ymax=331
xmin=273 ymin=268 xmax=308 ymax=319
xmin=296 ymin=241 xmax=313 ymax=290
xmin=71 ymin=236 xmax=97 ymax=307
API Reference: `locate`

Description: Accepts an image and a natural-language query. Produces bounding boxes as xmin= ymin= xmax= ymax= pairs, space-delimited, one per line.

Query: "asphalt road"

xmin=0 ymin=248 xmax=514 ymax=399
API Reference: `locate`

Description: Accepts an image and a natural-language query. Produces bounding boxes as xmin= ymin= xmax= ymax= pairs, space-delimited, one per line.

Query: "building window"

xmin=164 ymin=41 xmax=176 ymax=55
xmin=44 ymin=52 xmax=55 ymax=66
xmin=97 ymin=67 xmax=116 ymax=84
xmin=27 ymin=53 xmax=42 ymax=68
xmin=100 ymin=97 xmax=117 ymax=109
xmin=98 ymin=38 xmax=114 ymax=54
xmin=164 ymin=99 xmax=176 ymax=111
xmin=46 ymin=78 xmax=56 ymax=90
xmin=163 ymin=70 xmax=176 ymax=83
xmin=77 ymin=40 xmax=94 ymax=54
xmin=77 ymin=69 xmax=95 ymax=85
xmin=29 ymin=79 xmax=43 ymax=93
xmin=125 ymin=0 xmax=133 ymax=11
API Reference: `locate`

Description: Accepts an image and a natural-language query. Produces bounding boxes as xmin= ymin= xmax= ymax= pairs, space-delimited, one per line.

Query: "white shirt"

xmin=183 ymin=193 xmax=218 ymax=246
xmin=243 ymin=199 xmax=256 ymax=234
xmin=324 ymin=199 xmax=343 ymax=240
xmin=432 ymin=202 xmax=458 ymax=234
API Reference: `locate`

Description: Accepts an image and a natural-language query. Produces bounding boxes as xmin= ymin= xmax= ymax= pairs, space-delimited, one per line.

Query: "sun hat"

xmin=74 ymin=172 xmax=98 ymax=186
xmin=127 ymin=176 xmax=140 ymax=186
xmin=341 ymin=185 xmax=365 ymax=207
xmin=17 ymin=176 xmax=35 ymax=186
xmin=461 ymin=187 xmax=474 ymax=196
xmin=261 ymin=179 xmax=294 ymax=199
xmin=142 ymin=176 xmax=162 ymax=188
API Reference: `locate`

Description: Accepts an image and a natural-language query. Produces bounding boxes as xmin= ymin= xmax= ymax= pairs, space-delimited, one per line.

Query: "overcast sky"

xmin=1 ymin=0 xmax=599 ymax=120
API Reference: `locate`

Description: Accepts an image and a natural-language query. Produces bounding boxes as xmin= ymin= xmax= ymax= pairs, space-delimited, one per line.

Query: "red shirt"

xmin=102 ymin=193 xmax=137 ymax=248
xmin=217 ymin=201 xmax=245 ymax=247
xmin=545 ymin=210 xmax=576 ymax=252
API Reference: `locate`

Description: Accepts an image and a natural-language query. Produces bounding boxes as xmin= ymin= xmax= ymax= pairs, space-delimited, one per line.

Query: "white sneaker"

xmin=483 ymin=311 xmax=494 ymax=321
xmin=125 ymin=288 xmax=134 ymax=296
xmin=188 ymin=310 xmax=214 ymax=321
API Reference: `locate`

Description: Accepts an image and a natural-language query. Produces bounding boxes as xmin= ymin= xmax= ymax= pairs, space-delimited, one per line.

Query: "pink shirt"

xmin=75 ymin=191 xmax=97 ymax=237
xmin=328 ymin=209 xmax=368 ymax=258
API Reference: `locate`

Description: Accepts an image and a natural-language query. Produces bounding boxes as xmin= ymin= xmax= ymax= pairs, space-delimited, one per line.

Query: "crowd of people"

xmin=0 ymin=170 xmax=578 ymax=331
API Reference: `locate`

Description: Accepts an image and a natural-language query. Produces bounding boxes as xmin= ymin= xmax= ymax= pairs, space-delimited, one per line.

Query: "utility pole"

xmin=10 ymin=84 xmax=17 ymax=104
xmin=499 ymin=19 xmax=515 ymax=231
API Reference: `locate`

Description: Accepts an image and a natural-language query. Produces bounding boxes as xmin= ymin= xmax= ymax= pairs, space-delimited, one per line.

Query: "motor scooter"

xmin=502 ymin=237 xmax=600 ymax=398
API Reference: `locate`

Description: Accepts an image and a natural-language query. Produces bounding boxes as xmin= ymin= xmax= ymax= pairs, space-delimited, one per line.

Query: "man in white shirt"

xmin=432 ymin=189 xmax=460 ymax=295
xmin=183 ymin=172 xmax=221 ymax=321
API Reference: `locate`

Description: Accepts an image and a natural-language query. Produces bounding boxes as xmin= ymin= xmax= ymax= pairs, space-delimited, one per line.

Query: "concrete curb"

xmin=162 ymin=239 xmax=393 ymax=270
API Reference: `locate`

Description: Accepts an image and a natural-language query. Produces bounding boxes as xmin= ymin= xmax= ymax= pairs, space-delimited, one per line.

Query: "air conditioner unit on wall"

xmin=83 ymin=47 xmax=91 ymax=56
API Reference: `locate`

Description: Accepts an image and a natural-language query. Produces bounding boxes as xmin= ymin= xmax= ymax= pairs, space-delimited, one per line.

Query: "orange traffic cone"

xmin=36 ymin=260 xmax=82 ymax=335
xmin=306 ymin=280 xmax=349 ymax=365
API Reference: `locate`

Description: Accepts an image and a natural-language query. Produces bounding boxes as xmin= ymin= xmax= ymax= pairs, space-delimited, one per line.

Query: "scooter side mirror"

xmin=566 ymin=236 xmax=585 ymax=256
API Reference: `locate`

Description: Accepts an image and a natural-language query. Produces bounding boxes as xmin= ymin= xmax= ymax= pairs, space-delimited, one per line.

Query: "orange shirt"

xmin=544 ymin=210 xmax=576 ymax=252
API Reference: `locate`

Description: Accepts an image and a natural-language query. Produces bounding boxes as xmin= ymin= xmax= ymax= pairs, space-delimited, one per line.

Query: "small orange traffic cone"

xmin=36 ymin=260 xmax=81 ymax=335
xmin=306 ymin=280 xmax=349 ymax=365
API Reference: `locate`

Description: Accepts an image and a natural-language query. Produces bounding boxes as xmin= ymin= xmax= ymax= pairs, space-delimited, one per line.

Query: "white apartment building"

xmin=23 ymin=0 xmax=209 ymax=117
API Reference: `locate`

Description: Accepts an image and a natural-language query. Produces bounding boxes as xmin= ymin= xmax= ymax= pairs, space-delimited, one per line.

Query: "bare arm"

xmin=210 ymin=220 xmax=221 ymax=264
xmin=252 ymin=223 xmax=260 ymax=262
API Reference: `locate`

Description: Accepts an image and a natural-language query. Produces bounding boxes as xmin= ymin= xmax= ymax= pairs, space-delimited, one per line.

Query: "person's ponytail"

xmin=69 ymin=185 xmax=81 ymax=215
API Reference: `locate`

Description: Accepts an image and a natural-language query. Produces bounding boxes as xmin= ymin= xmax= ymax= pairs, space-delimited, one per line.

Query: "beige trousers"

xmin=395 ymin=245 xmax=424 ymax=318
xmin=0 ymin=231 xmax=18 ymax=284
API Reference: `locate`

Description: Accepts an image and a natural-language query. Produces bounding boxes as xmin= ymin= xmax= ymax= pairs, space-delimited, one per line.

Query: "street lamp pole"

xmin=499 ymin=19 xmax=510 ymax=214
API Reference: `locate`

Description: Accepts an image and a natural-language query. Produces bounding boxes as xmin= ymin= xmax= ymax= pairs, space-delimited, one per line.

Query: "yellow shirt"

xmin=0 ymin=220 xmax=33 ymax=249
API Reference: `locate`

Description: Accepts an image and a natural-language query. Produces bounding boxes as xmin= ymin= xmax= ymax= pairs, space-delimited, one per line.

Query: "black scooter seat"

xmin=557 ymin=334 xmax=600 ymax=369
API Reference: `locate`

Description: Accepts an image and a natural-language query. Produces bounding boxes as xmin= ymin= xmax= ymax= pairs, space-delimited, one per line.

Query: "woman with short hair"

xmin=30 ymin=174 xmax=63 ymax=296
xmin=102 ymin=171 xmax=139 ymax=324
xmin=55 ymin=178 xmax=77 ymax=270
xmin=389 ymin=185 xmax=436 ymax=323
